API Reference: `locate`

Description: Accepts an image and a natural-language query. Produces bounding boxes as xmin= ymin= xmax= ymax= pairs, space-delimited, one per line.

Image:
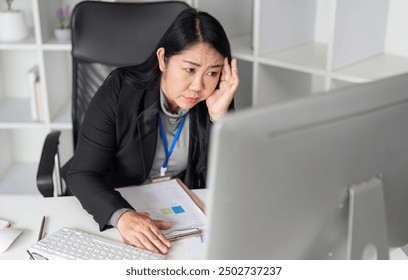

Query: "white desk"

xmin=0 ymin=189 xmax=207 ymax=260
xmin=1 ymin=190 xmax=406 ymax=260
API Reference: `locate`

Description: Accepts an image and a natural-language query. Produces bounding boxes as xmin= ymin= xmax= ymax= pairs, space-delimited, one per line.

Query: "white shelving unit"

xmin=0 ymin=0 xmax=78 ymax=195
xmin=197 ymin=0 xmax=408 ymax=104
xmin=1 ymin=0 xmax=408 ymax=195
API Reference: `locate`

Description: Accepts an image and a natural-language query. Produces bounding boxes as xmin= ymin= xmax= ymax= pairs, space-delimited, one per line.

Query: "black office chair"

xmin=36 ymin=0 xmax=190 ymax=197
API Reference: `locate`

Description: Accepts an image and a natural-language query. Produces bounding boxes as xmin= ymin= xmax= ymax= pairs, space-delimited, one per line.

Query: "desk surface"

xmin=0 ymin=189 xmax=207 ymax=260
xmin=1 ymin=189 xmax=406 ymax=260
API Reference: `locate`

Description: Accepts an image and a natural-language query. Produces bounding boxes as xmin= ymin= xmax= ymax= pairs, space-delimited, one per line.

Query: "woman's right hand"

xmin=116 ymin=210 xmax=172 ymax=254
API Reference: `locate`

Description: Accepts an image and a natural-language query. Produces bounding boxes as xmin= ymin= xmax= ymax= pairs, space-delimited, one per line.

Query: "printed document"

xmin=118 ymin=179 xmax=205 ymax=240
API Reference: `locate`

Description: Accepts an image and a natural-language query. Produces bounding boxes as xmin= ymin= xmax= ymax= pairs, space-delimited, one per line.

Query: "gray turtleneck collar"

xmin=148 ymin=89 xmax=190 ymax=180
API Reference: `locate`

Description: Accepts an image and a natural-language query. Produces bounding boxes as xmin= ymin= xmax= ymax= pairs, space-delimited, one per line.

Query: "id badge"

xmin=151 ymin=171 xmax=173 ymax=183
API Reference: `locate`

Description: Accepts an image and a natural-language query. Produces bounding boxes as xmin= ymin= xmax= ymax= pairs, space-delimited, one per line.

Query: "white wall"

xmin=385 ymin=0 xmax=408 ymax=56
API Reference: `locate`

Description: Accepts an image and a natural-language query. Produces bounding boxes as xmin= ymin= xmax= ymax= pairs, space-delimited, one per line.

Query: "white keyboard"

xmin=28 ymin=227 xmax=165 ymax=260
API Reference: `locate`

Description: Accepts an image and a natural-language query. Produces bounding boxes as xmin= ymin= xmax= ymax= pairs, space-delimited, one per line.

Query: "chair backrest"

xmin=70 ymin=0 xmax=189 ymax=147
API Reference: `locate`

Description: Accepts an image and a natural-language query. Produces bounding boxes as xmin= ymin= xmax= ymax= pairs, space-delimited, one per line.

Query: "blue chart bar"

xmin=171 ymin=205 xmax=185 ymax=214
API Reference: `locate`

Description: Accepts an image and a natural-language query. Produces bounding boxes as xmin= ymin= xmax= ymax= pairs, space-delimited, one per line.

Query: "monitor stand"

xmin=401 ymin=243 xmax=408 ymax=257
xmin=347 ymin=177 xmax=389 ymax=259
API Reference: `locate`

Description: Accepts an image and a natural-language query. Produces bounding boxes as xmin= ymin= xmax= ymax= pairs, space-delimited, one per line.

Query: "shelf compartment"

xmin=0 ymin=98 xmax=46 ymax=126
xmin=234 ymin=59 xmax=253 ymax=110
xmin=230 ymin=34 xmax=254 ymax=62
xmin=50 ymin=96 xmax=71 ymax=127
xmin=255 ymin=0 xmax=331 ymax=74
xmin=257 ymin=0 xmax=318 ymax=53
xmin=332 ymin=53 xmax=408 ymax=83
xmin=0 ymin=0 xmax=35 ymax=49
xmin=0 ymin=50 xmax=45 ymax=124
xmin=259 ymin=42 xmax=328 ymax=75
xmin=43 ymin=50 xmax=72 ymax=123
xmin=330 ymin=0 xmax=389 ymax=71
xmin=197 ymin=0 xmax=253 ymax=60
xmin=37 ymin=0 xmax=81 ymax=44
xmin=197 ymin=0 xmax=252 ymax=36
xmin=329 ymin=0 xmax=408 ymax=82
xmin=254 ymin=64 xmax=325 ymax=106
xmin=0 ymin=128 xmax=49 ymax=195
xmin=0 ymin=128 xmax=73 ymax=195
xmin=0 ymin=50 xmax=38 ymax=97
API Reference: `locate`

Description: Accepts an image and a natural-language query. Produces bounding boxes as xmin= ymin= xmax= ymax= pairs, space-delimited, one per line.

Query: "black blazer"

xmin=67 ymin=69 xmax=213 ymax=230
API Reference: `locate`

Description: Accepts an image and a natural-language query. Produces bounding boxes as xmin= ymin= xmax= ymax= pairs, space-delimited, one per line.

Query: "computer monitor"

xmin=204 ymin=73 xmax=408 ymax=259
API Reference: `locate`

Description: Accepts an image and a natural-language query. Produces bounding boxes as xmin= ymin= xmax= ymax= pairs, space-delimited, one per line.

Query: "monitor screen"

xmin=204 ymin=73 xmax=408 ymax=259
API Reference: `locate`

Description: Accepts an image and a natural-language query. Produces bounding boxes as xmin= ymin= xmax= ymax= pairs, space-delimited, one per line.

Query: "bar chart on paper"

xmin=118 ymin=180 xmax=206 ymax=239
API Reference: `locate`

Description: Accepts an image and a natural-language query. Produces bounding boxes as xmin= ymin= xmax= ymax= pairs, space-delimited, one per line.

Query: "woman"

xmin=67 ymin=8 xmax=239 ymax=255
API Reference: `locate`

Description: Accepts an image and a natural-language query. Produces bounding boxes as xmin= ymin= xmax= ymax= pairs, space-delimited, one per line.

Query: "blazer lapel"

xmin=136 ymin=85 xmax=160 ymax=178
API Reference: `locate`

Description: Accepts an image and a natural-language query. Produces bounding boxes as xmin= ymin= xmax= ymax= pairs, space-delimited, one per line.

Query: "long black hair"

xmin=122 ymin=8 xmax=232 ymax=187
xmin=123 ymin=8 xmax=231 ymax=86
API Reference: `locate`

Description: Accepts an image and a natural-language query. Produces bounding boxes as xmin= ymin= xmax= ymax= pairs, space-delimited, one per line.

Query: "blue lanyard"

xmin=158 ymin=113 xmax=186 ymax=176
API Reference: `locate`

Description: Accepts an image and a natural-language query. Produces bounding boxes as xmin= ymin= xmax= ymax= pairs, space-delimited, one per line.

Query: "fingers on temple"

xmin=224 ymin=57 xmax=232 ymax=80
xmin=231 ymin=58 xmax=238 ymax=75
xmin=230 ymin=58 xmax=240 ymax=88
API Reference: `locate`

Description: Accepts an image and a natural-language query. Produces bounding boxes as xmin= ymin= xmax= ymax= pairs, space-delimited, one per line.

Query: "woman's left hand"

xmin=206 ymin=57 xmax=239 ymax=121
